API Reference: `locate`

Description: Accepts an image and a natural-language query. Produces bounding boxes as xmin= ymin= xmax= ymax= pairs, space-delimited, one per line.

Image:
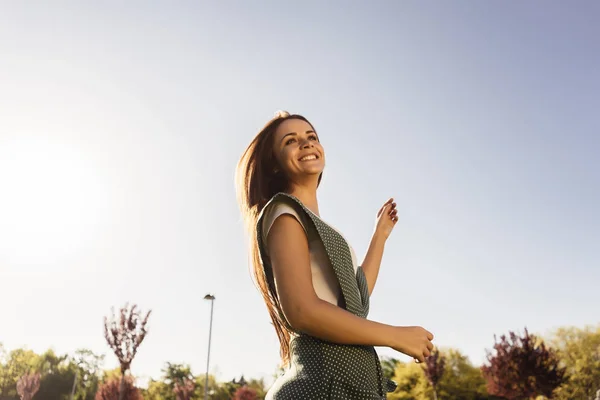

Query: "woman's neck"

xmin=288 ymin=185 xmax=320 ymax=216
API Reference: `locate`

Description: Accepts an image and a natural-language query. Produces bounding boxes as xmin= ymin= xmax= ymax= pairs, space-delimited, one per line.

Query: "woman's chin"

xmin=302 ymin=168 xmax=324 ymax=177
xmin=292 ymin=169 xmax=323 ymax=181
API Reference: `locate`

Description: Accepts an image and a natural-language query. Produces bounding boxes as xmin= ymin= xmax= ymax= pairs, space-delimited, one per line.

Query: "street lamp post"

xmin=69 ymin=370 xmax=78 ymax=400
xmin=203 ymin=294 xmax=216 ymax=400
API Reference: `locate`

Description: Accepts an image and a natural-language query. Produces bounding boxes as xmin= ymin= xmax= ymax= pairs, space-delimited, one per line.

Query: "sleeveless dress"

xmin=256 ymin=193 xmax=397 ymax=399
xmin=261 ymin=200 xmax=358 ymax=307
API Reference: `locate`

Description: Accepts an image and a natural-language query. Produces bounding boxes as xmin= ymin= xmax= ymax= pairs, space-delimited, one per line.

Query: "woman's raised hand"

xmin=374 ymin=198 xmax=398 ymax=239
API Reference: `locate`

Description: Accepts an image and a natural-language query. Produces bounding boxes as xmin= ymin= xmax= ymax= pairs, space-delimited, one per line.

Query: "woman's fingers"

xmin=378 ymin=199 xmax=392 ymax=216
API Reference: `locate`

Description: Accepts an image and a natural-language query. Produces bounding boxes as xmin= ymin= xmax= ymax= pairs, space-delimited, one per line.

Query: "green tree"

xmin=0 ymin=347 xmax=102 ymax=400
xmin=141 ymin=362 xmax=194 ymax=400
xmin=1 ymin=348 xmax=102 ymax=400
xmin=100 ymin=368 xmax=122 ymax=384
xmin=387 ymin=360 xmax=430 ymax=400
xmin=380 ymin=356 xmax=400 ymax=382
xmin=209 ymin=380 xmax=238 ymax=400
xmin=142 ymin=379 xmax=171 ymax=400
xmin=192 ymin=374 xmax=220 ymax=399
xmin=34 ymin=349 xmax=75 ymax=400
xmin=436 ymin=349 xmax=488 ymax=400
xmin=387 ymin=349 xmax=489 ymax=400
xmin=550 ymin=324 xmax=600 ymax=400
xmin=0 ymin=347 xmax=39 ymax=398
xmin=70 ymin=349 xmax=105 ymax=400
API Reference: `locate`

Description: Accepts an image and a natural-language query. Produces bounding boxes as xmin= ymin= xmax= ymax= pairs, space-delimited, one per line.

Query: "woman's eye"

xmin=285 ymin=138 xmax=296 ymax=145
xmin=309 ymin=135 xmax=318 ymax=141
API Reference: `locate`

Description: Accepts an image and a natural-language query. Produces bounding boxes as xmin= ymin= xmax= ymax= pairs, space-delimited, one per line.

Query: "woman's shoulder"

xmin=263 ymin=200 xmax=300 ymax=224
xmin=267 ymin=191 xmax=302 ymax=207
xmin=259 ymin=193 xmax=308 ymax=240
xmin=259 ymin=192 xmax=303 ymax=219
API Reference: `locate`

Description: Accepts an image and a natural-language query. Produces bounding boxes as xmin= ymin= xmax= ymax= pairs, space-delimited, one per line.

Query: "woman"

xmin=236 ymin=111 xmax=434 ymax=399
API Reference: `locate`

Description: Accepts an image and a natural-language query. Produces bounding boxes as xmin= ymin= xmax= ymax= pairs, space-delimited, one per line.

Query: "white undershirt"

xmin=262 ymin=202 xmax=358 ymax=306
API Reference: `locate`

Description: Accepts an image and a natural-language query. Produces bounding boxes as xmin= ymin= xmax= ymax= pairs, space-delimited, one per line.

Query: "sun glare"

xmin=0 ymin=136 xmax=111 ymax=268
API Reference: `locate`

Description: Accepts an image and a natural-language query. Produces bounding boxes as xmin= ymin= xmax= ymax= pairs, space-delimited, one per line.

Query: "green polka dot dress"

xmin=257 ymin=193 xmax=397 ymax=399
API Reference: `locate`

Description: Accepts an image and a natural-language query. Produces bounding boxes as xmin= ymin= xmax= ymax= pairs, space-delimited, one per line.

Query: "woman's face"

xmin=272 ymin=118 xmax=325 ymax=182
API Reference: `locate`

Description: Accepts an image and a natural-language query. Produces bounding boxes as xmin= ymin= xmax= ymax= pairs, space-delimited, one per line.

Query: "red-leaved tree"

xmin=95 ymin=376 xmax=142 ymax=400
xmin=422 ymin=348 xmax=445 ymax=400
xmin=233 ymin=386 xmax=259 ymax=400
xmin=104 ymin=303 xmax=151 ymax=400
xmin=16 ymin=372 xmax=41 ymax=400
xmin=481 ymin=327 xmax=566 ymax=399
xmin=173 ymin=376 xmax=195 ymax=400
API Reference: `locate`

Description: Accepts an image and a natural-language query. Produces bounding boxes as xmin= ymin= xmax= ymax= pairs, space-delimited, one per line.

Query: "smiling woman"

xmin=236 ymin=111 xmax=433 ymax=399
xmin=0 ymin=136 xmax=111 ymax=268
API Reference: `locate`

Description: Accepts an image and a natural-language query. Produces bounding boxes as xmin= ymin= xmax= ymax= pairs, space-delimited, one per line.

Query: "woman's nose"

xmin=300 ymin=139 xmax=314 ymax=148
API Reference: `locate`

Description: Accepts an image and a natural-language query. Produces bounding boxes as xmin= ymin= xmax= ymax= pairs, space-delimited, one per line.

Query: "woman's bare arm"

xmin=266 ymin=214 xmax=434 ymax=360
xmin=361 ymin=231 xmax=386 ymax=295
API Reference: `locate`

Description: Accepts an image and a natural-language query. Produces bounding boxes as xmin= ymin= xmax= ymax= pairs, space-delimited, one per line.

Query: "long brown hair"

xmin=235 ymin=111 xmax=322 ymax=366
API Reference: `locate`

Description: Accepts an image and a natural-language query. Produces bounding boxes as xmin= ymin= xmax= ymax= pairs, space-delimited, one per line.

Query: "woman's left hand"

xmin=374 ymin=198 xmax=398 ymax=240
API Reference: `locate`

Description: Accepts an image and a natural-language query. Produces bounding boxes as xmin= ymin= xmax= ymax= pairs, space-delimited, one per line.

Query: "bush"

xmin=95 ymin=376 xmax=143 ymax=400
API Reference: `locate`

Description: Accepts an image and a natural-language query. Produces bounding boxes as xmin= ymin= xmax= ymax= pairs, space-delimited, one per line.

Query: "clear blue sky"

xmin=1 ymin=0 xmax=598 ymax=388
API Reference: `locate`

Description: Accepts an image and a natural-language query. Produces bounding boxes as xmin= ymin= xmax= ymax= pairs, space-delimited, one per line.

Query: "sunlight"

xmin=0 ymin=136 xmax=111 ymax=268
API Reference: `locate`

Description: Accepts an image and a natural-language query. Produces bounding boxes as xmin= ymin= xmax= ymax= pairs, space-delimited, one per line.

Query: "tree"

xmin=142 ymin=379 xmax=170 ymax=400
xmin=233 ymin=386 xmax=258 ymax=400
xmin=34 ymin=349 xmax=75 ymax=400
xmin=436 ymin=349 xmax=488 ymax=400
xmin=69 ymin=349 xmax=105 ymax=400
xmin=211 ymin=381 xmax=238 ymax=400
xmin=245 ymin=378 xmax=267 ymax=398
xmin=387 ymin=360 xmax=430 ymax=400
xmin=192 ymin=374 xmax=248 ymax=400
xmin=0 ymin=347 xmax=40 ymax=398
xmin=100 ymin=369 xmax=122 ymax=384
xmin=549 ymin=324 xmax=600 ymax=400
xmin=141 ymin=362 xmax=194 ymax=400
xmin=95 ymin=376 xmax=142 ymax=400
xmin=0 ymin=343 xmax=7 ymax=397
xmin=380 ymin=356 xmax=400 ymax=382
xmin=16 ymin=373 xmax=40 ymax=400
xmin=192 ymin=374 xmax=220 ymax=399
xmin=103 ymin=304 xmax=151 ymax=400
xmin=173 ymin=377 xmax=194 ymax=400
xmin=387 ymin=349 xmax=489 ymax=400
xmin=481 ymin=328 xmax=566 ymax=400
xmin=0 ymin=347 xmax=104 ymax=400
xmin=422 ymin=348 xmax=445 ymax=400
